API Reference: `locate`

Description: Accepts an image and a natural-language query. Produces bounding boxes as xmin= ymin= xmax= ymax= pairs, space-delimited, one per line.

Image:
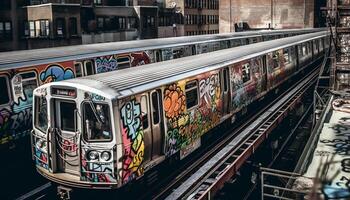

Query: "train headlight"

xmin=87 ymin=151 xmax=99 ymax=161
xmin=100 ymin=151 xmax=111 ymax=161
xmin=36 ymin=139 xmax=45 ymax=149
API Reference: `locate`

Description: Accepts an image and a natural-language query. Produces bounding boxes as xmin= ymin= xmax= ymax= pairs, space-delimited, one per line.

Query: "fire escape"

xmin=325 ymin=0 xmax=350 ymax=90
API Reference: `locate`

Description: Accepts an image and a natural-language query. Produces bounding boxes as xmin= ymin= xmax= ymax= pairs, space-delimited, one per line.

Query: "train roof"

xmin=0 ymin=28 xmax=324 ymax=70
xmin=49 ymin=31 xmax=328 ymax=100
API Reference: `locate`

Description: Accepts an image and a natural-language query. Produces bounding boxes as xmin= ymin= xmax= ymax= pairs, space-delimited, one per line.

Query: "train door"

xmin=141 ymin=90 xmax=164 ymax=165
xmin=221 ymin=67 xmax=231 ymax=114
xmin=149 ymin=90 xmax=163 ymax=160
xmin=53 ymin=99 xmax=80 ymax=175
xmin=261 ymin=56 xmax=268 ymax=91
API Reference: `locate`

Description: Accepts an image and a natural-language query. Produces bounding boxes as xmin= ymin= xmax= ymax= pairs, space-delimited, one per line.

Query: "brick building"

xmin=220 ymin=0 xmax=317 ymax=33
xmin=164 ymin=0 xmax=219 ymax=36
xmin=0 ymin=0 xmax=160 ymax=51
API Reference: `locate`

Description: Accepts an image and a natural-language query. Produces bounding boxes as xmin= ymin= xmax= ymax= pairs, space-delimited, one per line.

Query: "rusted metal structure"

xmin=324 ymin=0 xmax=350 ymax=90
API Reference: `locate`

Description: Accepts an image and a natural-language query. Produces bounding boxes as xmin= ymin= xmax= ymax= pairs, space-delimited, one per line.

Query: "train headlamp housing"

xmin=87 ymin=150 xmax=99 ymax=161
xmin=100 ymin=151 xmax=111 ymax=161
xmin=36 ymin=138 xmax=45 ymax=149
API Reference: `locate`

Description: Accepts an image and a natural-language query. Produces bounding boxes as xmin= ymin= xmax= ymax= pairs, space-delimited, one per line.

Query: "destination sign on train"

xmin=51 ymin=88 xmax=76 ymax=98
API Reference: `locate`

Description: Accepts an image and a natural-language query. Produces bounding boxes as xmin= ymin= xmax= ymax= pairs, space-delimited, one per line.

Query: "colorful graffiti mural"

xmin=164 ymin=84 xmax=186 ymax=119
xmin=95 ymin=56 xmax=118 ymax=73
xmin=164 ymin=72 xmax=223 ymax=157
xmin=120 ymin=100 xmax=145 ymax=183
xmin=230 ymin=57 xmax=264 ymax=112
xmin=40 ymin=64 xmax=75 ymax=83
xmin=130 ymin=52 xmax=151 ymax=67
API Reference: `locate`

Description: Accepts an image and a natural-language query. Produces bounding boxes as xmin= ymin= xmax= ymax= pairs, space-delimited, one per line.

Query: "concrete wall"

xmin=220 ymin=0 xmax=315 ymax=33
xmin=82 ymin=30 xmax=138 ymax=44
xmin=158 ymin=24 xmax=184 ymax=37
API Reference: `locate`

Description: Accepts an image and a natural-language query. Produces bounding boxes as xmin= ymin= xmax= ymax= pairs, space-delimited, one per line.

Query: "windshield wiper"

xmin=87 ymin=99 xmax=103 ymax=125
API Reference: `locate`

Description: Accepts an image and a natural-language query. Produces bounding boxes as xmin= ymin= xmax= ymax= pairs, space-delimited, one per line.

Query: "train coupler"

xmin=57 ymin=185 xmax=73 ymax=200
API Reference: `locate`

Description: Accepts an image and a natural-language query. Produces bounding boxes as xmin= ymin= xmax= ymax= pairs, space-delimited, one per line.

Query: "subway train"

xmin=0 ymin=28 xmax=322 ymax=146
xmin=31 ymin=31 xmax=330 ymax=189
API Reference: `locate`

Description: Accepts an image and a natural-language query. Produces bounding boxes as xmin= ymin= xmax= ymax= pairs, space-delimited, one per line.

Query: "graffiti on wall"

xmin=164 ymin=72 xmax=223 ymax=157
xmin=120 ymin=99 xmax=145 ymax=183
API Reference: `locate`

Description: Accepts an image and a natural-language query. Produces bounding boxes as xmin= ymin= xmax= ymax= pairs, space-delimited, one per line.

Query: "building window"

xmin=97 ymin=17 xmax=104 ymax=30
xmin=24 ymin=21 xmax=29 ymax=36
xmin=0 ymin=21 xmax=12 ymax=39
xmin=29 ymin=21 xmax=35 ymax=37
xmin=143 ymin=16 xmax=155 ymax=28
xmin=94 ymin=0 xmax=101 ymax=5
xmin=40 ymin=20 xmax=49 ymax=37
xmin=56 ymin=18 xmax=65 ymax=37
xmin=118 ymin=17 xmax=126 ymax=29
xmin=69 ymin=18 xmax=77 ymax=36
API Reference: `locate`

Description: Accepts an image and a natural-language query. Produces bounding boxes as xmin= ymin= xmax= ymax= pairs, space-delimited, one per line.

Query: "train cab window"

xmin=151 ymin=91 xmax=160 ymax=124
xmin=283 ymin=49 xmax=290 ymax=64
xmin=34 ymin=96 xmax=48 ymax=133
xmin=75 ymin=63 xmax=83 ymax=77
xmin=84 ymin=61 xmax=95 ymax=76
xmin=242 ymin=63 xmax=251 ymax=83
xmin=0 ymin=76 xmax=10 ymax=106
xmin=185 ymin=81 xmax=198 ymax=110
xmin=83 ymin=103 xmax=112 ymax=141
xmin=60 ymin=102 xmax=76 ymax=132
xmin=140 ymin=95 xmax=149 ymax=129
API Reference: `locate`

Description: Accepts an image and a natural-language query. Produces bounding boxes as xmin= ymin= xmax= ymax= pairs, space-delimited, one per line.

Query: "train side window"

xmin=302 ymin=44 xmax=307 ymax=55
xmin=242 ymin=63 xmax=251 ymax=83
xmin=0 ymin=76 xmax=10 ymax=106
xmin=75 ymin=63 xmax=83 ymax=77
xmin=298 ymin=45 xmax=303 ymax=57
xmin=283 ymin=49 xmax=290 ymax=64
xmin=185 ymin=80 xmax=198 ymax=110
xmin=151 ymin=91 xmax=160 ymax=124
xmin=140 ymin=95 xmax=149 ymax=129
xmin=84 ymin=61 xmax=95 ymax=76
xmin=271 ymin=51 xmax=280 ymax=69
xmin=117 ymin=56 xmax=130 ymax=69
xmin=20 ymin=72 xmax=38 ymax=99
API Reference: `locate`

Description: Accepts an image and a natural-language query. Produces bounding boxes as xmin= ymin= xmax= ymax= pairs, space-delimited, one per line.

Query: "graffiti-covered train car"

xmin=0 ymin=28 xmax=323 ymax=146
xmin=31 ymin=31 xmax=329 ymax=190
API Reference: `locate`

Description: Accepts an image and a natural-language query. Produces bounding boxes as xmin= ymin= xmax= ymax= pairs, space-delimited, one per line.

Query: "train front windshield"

xmin=83 ymin=102 xmax=112 ymax=142
xmin=34 ymin=96 xmax=48 ymax=133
